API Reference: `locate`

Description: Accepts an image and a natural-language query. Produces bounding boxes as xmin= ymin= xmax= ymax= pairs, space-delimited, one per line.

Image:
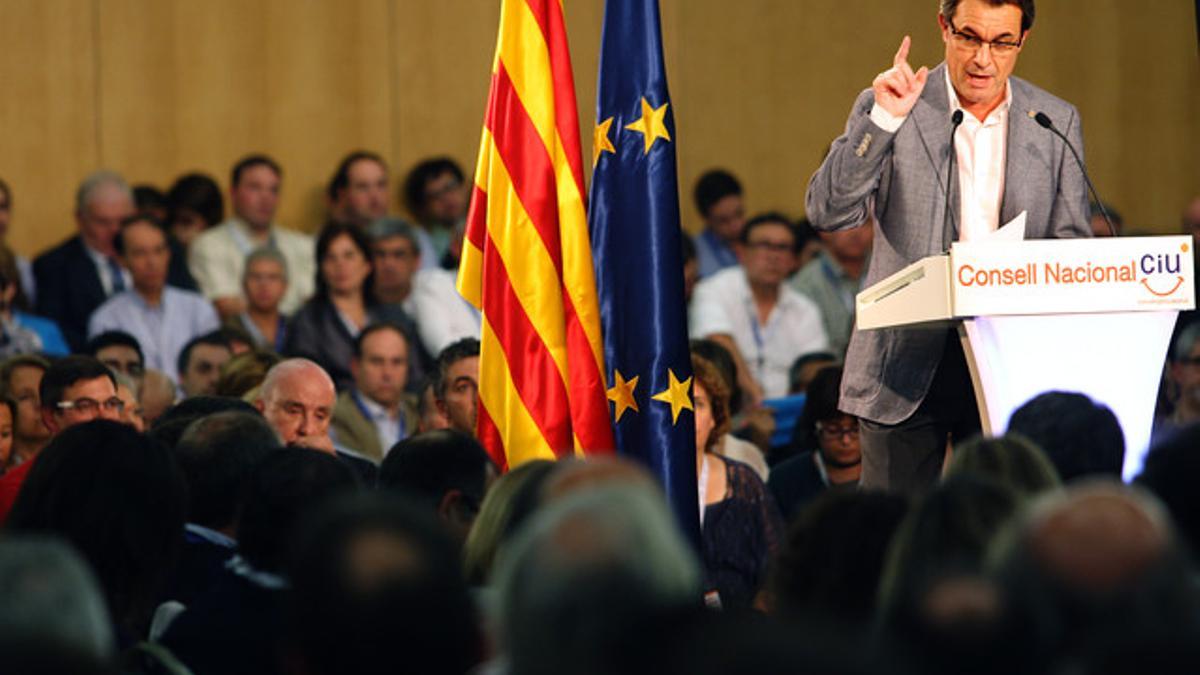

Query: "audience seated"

xmin=1137 ymin=422 xmax=1200 ymax=559
xmin=770 ymin=366 xmax=862 ymax=522
xmin=462 ymin=458 xmax=556 ymax=586
xmin=327 ymin=151 xmax=390 ymax=228
xmin=945 ymin=433 xmax=1061 ymax=500
xmin=287 ymin=493 xmax=483 ymax=675
xmin=8 ymin=420 xmax=187 ymax=644
xmin=692 ymin=352 xmax=784 ymax=610
xmin=691 ymin=169 xmax=746 ymax=279
xmin=159 ymin=447 xmax=359 ymax=674
xmin=788 ymin=215 xmax=872 ymax=357
xmin=188 ymin=155 xmax=314 ymax=319
xmin=1007 ymin=391 xmax=1125 ymax=483
xmin=87 ymin=214 xmax=220 ymax=382
xmin=770 ymin=490 xmax=909 ymax=628
xmin=284 ymin=223 xmax=412 ymax=390
xmin=214 ymin=349 xmax=280 ymax=400
xmin=0 ymin=244 xmax=68 ymax=357
xmin=87 ymin=330 xmax=145 ymax=387
xmin=378 ymin=429 xmax=497 ymax=543
xmin=331 ymin=322 xmax=419 ymax=462
xmin=165 ymin=173 xmax=224 ymax=250
xmin=34 ymin=171 xmax=137 ymax=351
xmin=367 ymin=217 xmax=479 ymax=358
xmin=0 ymin=354 xmax=51 ymax=471
xmin=432 ymin=338 xmax=480 ymax=436
xmin=690 ymin=212 xmax=829 ymax=402
xmin=402 ymin=157 xmax=469 ymax=270
xmin=227 ymin=247 xmax=289 ymax=351
xmin=177 ymin=332 xmax=233 ymax=399
xmin=0 ymin=177 xmax=37 ymax=304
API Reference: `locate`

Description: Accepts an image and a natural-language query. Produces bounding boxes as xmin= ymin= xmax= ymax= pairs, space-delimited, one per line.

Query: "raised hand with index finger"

xmin=872 ymin=36 xmax=929 ymax=118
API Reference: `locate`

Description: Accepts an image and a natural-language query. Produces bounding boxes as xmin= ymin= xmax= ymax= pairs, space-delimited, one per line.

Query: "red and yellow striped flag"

xmin=457 ymin=0 xmax=615 ymax=470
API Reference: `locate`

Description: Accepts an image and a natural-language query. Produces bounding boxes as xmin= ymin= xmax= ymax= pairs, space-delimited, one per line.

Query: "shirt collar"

xmin=944 ymin=66 xmax=1012 ymax=125
xmin=354 ymin=389 xmax=396 ymax=421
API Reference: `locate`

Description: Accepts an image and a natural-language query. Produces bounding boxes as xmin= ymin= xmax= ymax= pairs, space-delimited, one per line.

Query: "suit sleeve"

xmin=1048 ymin=104 xmax=1093 ymax=239
xmin=805 ymin=89 xmax=900 ymax=233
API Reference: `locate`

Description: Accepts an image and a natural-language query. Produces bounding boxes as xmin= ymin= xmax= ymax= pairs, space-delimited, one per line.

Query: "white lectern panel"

xmin=962 ymin=311 xmax=1177 ymax=481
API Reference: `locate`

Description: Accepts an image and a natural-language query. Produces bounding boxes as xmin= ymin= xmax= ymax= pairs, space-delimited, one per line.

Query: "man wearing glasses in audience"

xmin=0 ymin=355 xmax=126 ymax=521
xmin=806 ymin=0 xmax=1090 ymax=493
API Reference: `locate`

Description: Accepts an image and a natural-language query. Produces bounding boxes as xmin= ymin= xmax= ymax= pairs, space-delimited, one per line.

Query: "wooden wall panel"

xmin=2 ymin=0 xmax=1197 ymax=260
xmin=96 ymin=0 xmax=395 ymax=235
xmin=0 ymin=0 xmax=99 ymax=255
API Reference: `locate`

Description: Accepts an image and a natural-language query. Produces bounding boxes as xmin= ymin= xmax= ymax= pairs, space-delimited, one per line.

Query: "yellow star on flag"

xmin=593 ymin=117 xmax=617 ymax=167
xmin=651 ymin=368 xmax=693 ymax=424
xmin=606 ymin=370 xmax=640 ymax=423
xmin=624 ymin=97 xmax=671 ymax=154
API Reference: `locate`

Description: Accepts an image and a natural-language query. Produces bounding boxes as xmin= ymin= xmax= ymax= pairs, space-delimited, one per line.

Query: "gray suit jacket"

xmin=805 ymin=64 xmax=1091 ymax=424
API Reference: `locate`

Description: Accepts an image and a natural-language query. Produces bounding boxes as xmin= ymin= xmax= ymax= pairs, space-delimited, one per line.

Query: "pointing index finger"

xmin=894 ymin=35 xmax=911 ymax=68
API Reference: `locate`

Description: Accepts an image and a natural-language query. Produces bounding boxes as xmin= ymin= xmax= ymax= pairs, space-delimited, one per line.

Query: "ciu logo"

xmin=1140 ymin=243 xmax=1187 ymax=297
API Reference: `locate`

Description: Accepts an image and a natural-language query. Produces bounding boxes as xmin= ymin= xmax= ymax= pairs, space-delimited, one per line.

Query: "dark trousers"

xmin=859 ymin=331 xmax=981 ymax=494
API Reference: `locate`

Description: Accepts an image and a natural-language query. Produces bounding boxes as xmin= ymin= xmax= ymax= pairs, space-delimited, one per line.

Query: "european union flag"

xmin=589 ymin=0 xmax=699 ymax=542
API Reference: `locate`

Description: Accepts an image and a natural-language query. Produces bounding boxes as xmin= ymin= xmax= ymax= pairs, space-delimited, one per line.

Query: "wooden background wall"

xmin=1 ymin=0 xmax=1196 ymax=260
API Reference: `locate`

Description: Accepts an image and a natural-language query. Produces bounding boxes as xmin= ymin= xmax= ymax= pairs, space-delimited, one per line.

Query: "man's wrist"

xmin=869 ymin=103 xmax=906 ymax=133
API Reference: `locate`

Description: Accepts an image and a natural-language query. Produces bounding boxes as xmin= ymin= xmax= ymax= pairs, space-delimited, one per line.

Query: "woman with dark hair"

xmin=7 ymin=420 xmax=188 ymax=645
xmin=283 ymin=223 xmax=384 ymax=390
xmin=693 ymin=353 xmax=784 ymax=611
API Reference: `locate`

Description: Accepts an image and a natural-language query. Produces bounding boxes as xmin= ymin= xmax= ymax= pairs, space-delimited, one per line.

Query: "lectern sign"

xmin=951 ymin=236 xmax=1195 ymax=317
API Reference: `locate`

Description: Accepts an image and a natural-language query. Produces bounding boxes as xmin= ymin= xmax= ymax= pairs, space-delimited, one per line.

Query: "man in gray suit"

xmin=806 ymin=0 xmax=1090 ymax=492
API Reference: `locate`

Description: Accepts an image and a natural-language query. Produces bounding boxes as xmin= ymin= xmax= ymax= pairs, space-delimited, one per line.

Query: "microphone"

xmin=942 ymin=109 xmax=965 ymax=251
xmin=1028 ymin=110 xmax=1116 ymax=237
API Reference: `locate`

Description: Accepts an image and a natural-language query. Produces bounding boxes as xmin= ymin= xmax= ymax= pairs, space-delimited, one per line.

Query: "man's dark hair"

xmin=693 ymin=169 xmax=742 ymax=218
xmin=231 ymin=154 xmax=282 ymax=188
xmin=788 ymin=351 xmax=839 ymax=394
xmin=133 ymin=185 xmax=167 ymax=215
xmin=939 ymin=0 xmax=1035 ymax=33
xmin=85 ymin=331 xmax=144 ymax=367
xmin=315 ymin=222 xmax=377 ymax=306
xmin=378 ymin=430 xmax=494 ymax=514
xmin=166 ymin=172 xmax=225 ymax=228
xmin=791 ymin=365 xmax=847 ymax=455
xmin=38 ymin=356 xmax=117 ymax=411
xmin=113 ymin=213 xmax=166 ymax=258
xmin=148 ymin=396 xmax=260 ymax=451
xmin=433 ymin=338 xmax=480 ymax=400
xmin=177 ymin=331 xmax=233 ymax=379
xmin=739 ymin=211 xmax=799 ymax=251
xmin=1007 ymin=391 xmax=1125 ymax=483
xmin=237 ymin=448 xmax=359 ymax=573
xmin=353 ymin=322 xmax=409 ymax=360
xmin=174 ymin=411 xmax=281 ymax=530
xmin=794 ymin=217 xmax=820 ymax=253
xmin=328 ymin=150 xmax=388 ymax=201
xmin=287 ymin=493 xmax=482 ymax=675
xmin=402 ymin=157 xmax=465 ymax=216
xmin=8 ymin=420 xmax=187 ymax=639
xmin=1137 ymin=423 xmax=1200 ymax=559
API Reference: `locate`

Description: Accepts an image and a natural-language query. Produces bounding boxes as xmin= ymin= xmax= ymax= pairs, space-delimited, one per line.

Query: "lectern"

xmin=856 ymin=231 xmax=1195 ymax=480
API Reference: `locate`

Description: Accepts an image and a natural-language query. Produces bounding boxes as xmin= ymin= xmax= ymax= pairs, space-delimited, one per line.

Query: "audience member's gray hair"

xmin=243 ymin=246 xmax=290 ymax=284
xmin=0 ymin=536 xmax=113 ymax=660
xmin=75 ymin=170 xmax=132 ymax=214
xmin=365 ymin=216 xmax=421 ymax=252
xmin=493 ymin=482 xmax=700 ymax=667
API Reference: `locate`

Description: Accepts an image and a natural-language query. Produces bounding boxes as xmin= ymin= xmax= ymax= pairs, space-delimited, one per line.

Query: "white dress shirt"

xmin=188 ymin=218 xmax=315 ymax=314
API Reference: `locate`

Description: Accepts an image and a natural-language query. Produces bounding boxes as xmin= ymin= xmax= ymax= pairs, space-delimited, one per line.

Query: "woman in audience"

xmin=463 ymin=458 xmax=556 ymax=587
xmin=285 ymin=223 xmax=386 ymax=390
xmin=693 ymin=353 xmax=784 ymax=610
xmin=0 ymin=244 xmax=68 ymax=357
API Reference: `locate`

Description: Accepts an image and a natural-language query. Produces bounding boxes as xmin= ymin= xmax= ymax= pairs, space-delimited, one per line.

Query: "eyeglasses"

xmin=745 ymin=241 xmax=794 ymax=255
xmin=947 ymin=19 xmax=1023 ymax=55
xmin=817 ymin=422 xmax=860 ymax=440
xmin=56 ymin=397 xmax=125 ymax=415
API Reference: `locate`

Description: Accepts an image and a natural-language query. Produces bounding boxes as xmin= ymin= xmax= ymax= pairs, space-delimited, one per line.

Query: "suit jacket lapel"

xmin=910 ymin=64 xmax=960 ymax=248
xmin=1000 ymin=79 xmax=1032 ymax=231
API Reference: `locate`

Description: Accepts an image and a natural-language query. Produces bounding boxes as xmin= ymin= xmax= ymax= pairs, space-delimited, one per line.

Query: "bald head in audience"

xmin=254 ymin=359 xmax=337 ymax=453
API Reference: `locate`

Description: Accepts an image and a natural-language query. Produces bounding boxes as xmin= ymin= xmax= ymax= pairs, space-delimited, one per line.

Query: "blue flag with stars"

xmin=589 ymin=0 xmax=699 ymax=542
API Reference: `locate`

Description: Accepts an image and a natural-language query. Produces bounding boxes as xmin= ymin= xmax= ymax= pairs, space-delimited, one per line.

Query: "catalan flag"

xmin=589 ymin=0 xmax=700 ymax=538
xmin=458 ymin=0 xmax=615 ymax=470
